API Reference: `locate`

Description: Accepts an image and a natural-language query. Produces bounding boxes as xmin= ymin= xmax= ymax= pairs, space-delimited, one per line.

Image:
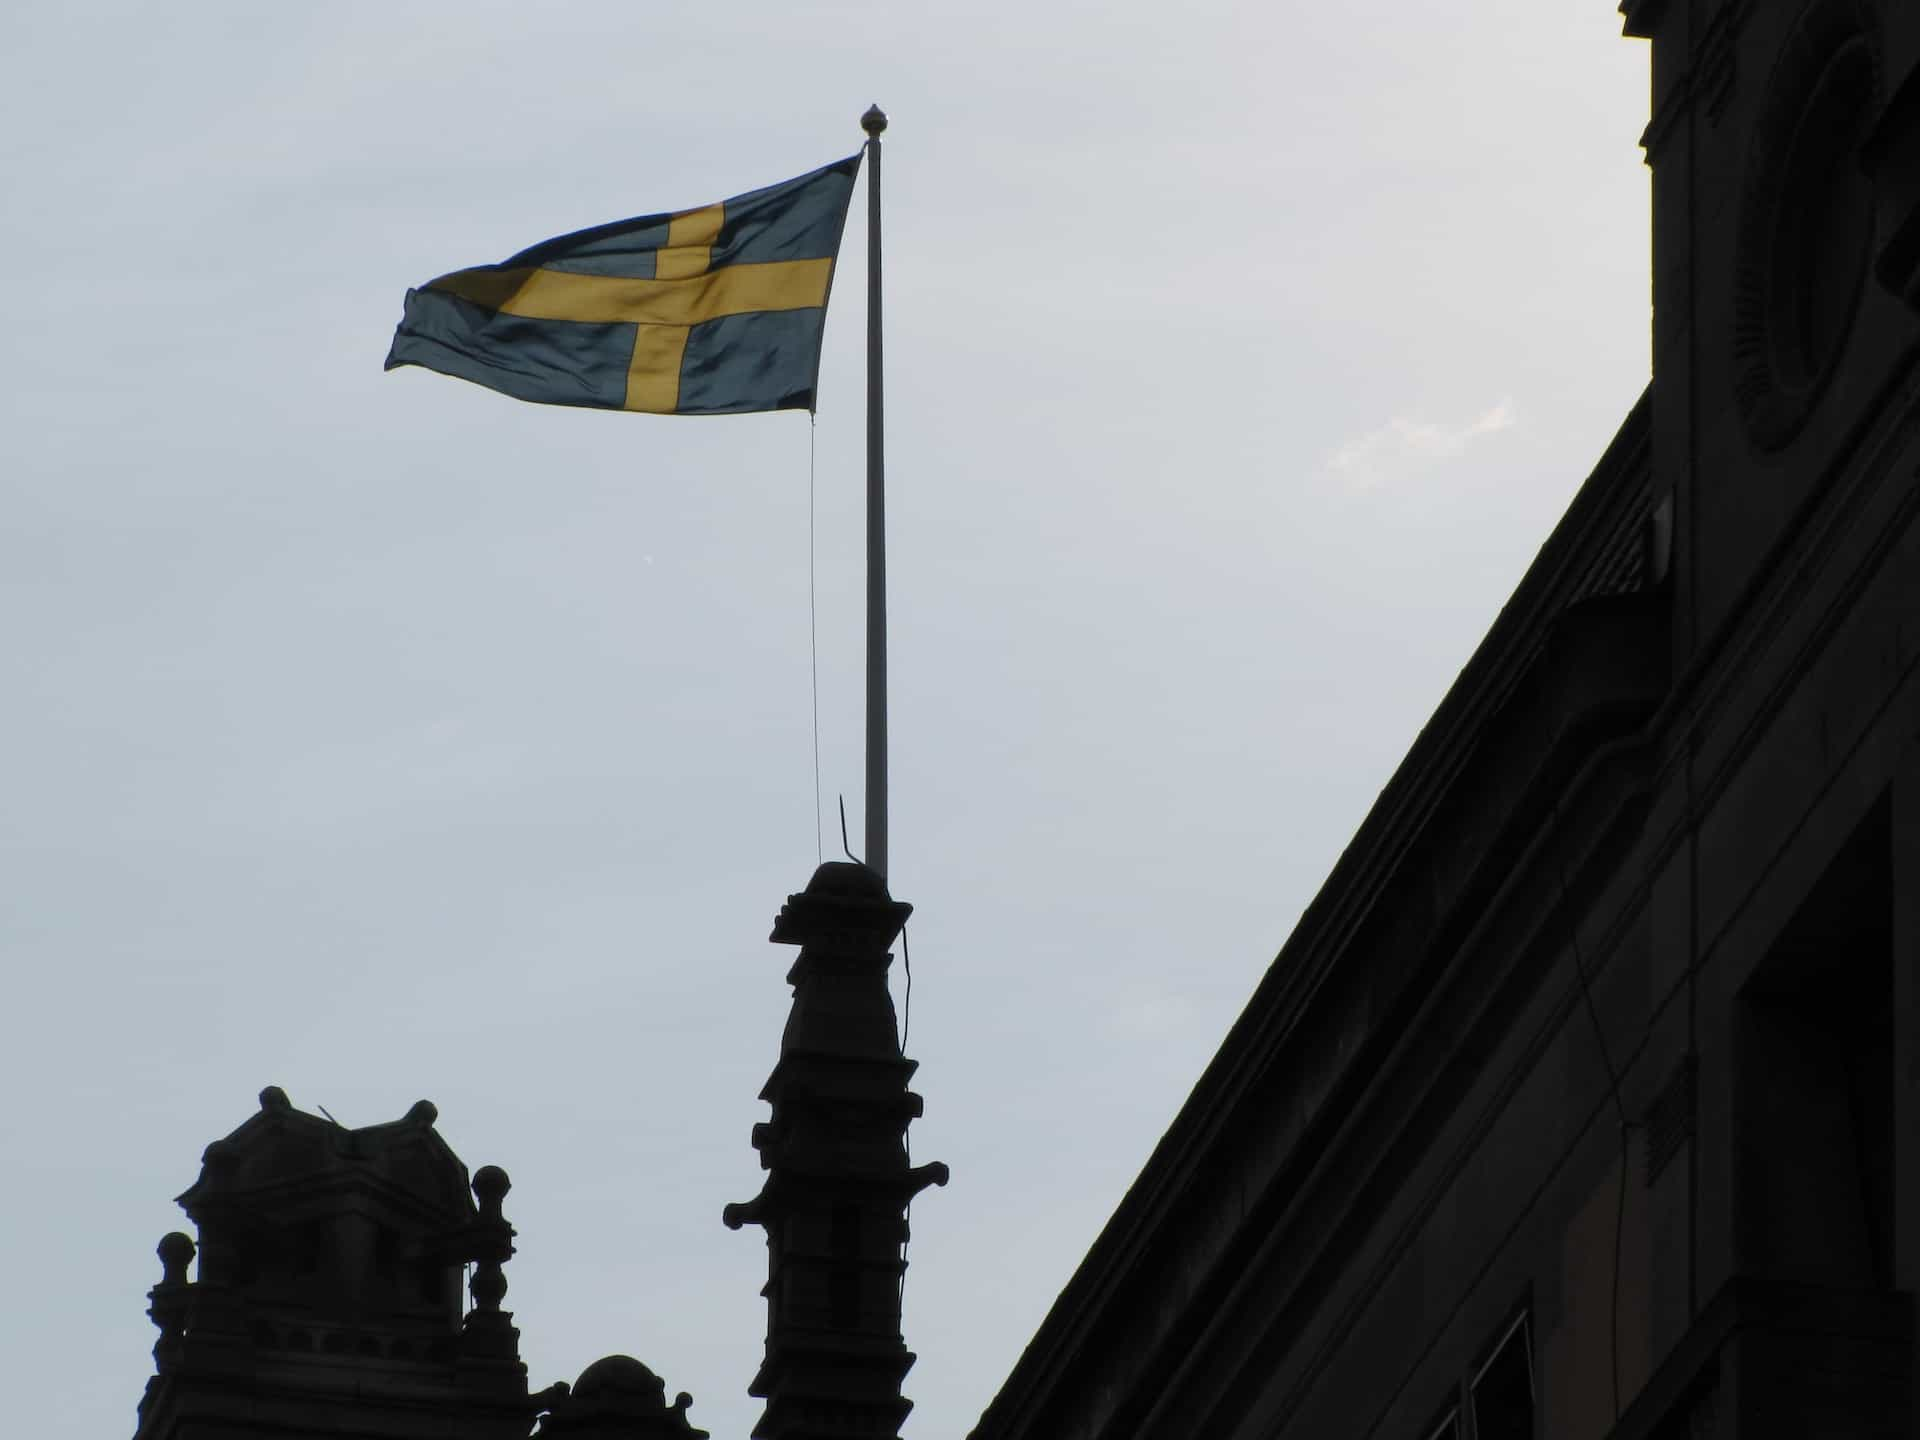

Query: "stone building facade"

xmin=972 ymin=3 xmax=1920 ymax=1438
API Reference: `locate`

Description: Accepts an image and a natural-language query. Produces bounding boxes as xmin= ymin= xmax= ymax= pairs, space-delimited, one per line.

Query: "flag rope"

xmin=898 ymin=918 xmax=914 ymax=1309
xmin=809 ymin=415 xmax=823 ymax=865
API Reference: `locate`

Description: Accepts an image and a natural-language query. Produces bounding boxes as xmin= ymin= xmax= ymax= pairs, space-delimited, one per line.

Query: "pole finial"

xmin=861 ymin=104 xmax=887 ymax=138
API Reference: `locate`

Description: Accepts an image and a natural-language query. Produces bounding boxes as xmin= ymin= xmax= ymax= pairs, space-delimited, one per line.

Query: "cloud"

xmin=1100 ymin=981 xmax=1193 ymax=1041
xmin=1328 ymin=397 xmax=1516 ymax=489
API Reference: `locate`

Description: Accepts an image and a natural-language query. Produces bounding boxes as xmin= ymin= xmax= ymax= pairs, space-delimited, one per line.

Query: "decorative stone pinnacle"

xmin=467 ymin=1165 xmax=516 ymax=1318
xmin=147 ymin=1231 xmax=197 ymax=1371
xmin=732 ymin=863 xmax=942 ymax=1440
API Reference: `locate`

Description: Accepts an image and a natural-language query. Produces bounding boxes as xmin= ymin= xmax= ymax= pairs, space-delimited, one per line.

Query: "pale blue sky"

xmin=1 ymin=5 xmax=1649 ymax=1436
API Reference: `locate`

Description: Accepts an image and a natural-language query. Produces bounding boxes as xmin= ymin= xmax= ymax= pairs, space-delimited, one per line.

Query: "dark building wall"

xmin=974 ymin=5 xmax=1920 ymax=1439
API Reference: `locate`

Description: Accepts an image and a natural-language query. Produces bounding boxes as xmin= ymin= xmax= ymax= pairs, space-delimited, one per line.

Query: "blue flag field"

xmin=385 ymin=155 xmax=861 ymax=415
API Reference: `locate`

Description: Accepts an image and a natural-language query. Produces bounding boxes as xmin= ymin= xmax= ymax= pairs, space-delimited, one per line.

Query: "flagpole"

xmin=862 ymin=103 xmax=889 ymax=882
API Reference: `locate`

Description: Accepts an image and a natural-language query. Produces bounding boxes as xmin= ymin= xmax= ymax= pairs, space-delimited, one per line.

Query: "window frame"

xmin=1419 ymin=1302 xmax=1534 ymax=1440
xmin=1466 ymin=1306 xmax=1535 ymax=1440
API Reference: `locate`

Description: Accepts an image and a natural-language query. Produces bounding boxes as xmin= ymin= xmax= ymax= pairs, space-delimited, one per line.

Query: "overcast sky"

xmin=3 ymin=6 xmax=1650 ymax=1437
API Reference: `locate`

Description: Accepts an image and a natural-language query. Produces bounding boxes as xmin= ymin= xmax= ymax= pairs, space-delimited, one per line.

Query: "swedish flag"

xmin=385 ymin=155 xmax=860 ymax=415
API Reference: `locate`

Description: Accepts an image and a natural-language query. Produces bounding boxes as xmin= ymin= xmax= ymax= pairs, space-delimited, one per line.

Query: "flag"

xmin=385 ymin=155 xmax=861 ymax=416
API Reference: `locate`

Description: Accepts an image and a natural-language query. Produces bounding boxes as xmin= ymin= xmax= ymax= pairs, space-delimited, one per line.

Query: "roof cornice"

xmin=1619 ymin=0 xmax=1668 ymax=40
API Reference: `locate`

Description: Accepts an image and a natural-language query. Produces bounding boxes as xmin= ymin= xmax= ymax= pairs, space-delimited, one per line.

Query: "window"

xmin=1423 ymin=1311 xmax=1533 ymax=1440
xmin=1470 ymin=1313 xmax=1534 ymax=1440
xmin=1735 ymin=800 xmax=1892 ymax=1289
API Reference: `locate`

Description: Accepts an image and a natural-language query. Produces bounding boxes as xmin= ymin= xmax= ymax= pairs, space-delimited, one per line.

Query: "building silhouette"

xmin=973 ymin=3 xmax=1920 ymax=1438
xmin=132 ymin=3 xmax=1920 ymax=1439
xmin=131 ymin=865 xmax=942 ymax=1440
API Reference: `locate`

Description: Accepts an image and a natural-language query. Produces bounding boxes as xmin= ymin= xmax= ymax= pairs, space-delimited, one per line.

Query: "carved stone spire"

xmin=725 ymin=862 xmax=948 ymax=1440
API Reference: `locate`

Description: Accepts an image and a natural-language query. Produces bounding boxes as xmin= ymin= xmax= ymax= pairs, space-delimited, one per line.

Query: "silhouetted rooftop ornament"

xmin=728 ymin=861 xmax=947 ymax=1440
xmin=532 ymin=1356 xmax=710 ymax=1439
xmin=464 ymin=1163 xmax=519 ymax=1355
xmin=145 ymin=1232 xmax=195 ymax=1376
xmin=135 ymin=1088 xmax=534 ymax=1440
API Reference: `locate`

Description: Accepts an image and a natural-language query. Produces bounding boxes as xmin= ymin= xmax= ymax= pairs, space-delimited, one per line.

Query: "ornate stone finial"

xmin=157 ymin=1231 xmax=196 ymax=1287
xmin=406 ymin=1098 xmax=439 ymax=1126
xmin=534 ymin=1358 xmax=710 ymax=1439
xmin=467 ymin=1166 xmax=516 ymax=1320
xmin=473 ymin=1164 xmax=511 ymax=1208
xmin=862 ymin=104 xmax=887 ymax=138
xmin=258 ymin=1085 xmax=291 ymax=1113
xmin=148 ymin=1231 xmax=197 ymax=1370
